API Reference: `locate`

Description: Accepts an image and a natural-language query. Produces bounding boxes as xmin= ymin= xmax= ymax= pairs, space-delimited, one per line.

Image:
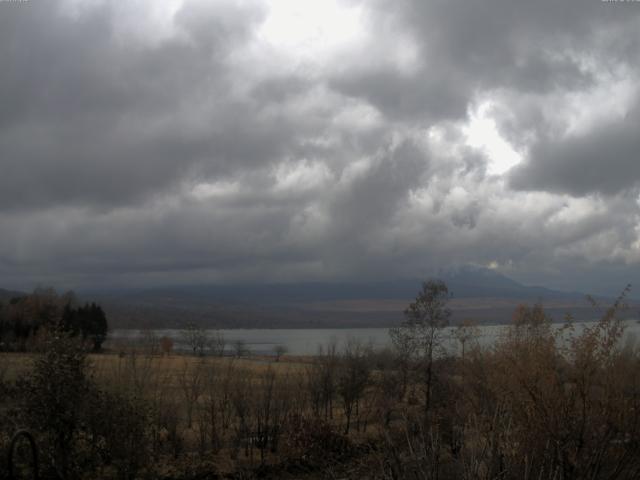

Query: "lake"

xmin=110 ymin=319 xmax=640 ymax=356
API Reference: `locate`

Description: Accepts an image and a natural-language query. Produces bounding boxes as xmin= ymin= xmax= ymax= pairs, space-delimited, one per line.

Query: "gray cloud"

xmin=1 ymin=0 xmax=640 ymax=294
xmin=0 ymin=0 xmax=280 ymax=210
xmin=329 ymin=0 xmax=620 ymax=125
xmin=510 ymin=99 xmax=640 ymax=196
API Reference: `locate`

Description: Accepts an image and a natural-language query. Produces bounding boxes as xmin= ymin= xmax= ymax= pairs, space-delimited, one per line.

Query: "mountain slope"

xmin=438 ymin=266 xmax=585 ymax=300
xmin=94 ymin=266 xmax=580 ymax=305
xmin=85 ymin=267 xmax=600 ymax=328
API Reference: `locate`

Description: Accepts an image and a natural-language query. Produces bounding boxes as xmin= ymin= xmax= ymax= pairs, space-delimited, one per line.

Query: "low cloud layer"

xmin=1 ymin=0 xmax=640 ymax=295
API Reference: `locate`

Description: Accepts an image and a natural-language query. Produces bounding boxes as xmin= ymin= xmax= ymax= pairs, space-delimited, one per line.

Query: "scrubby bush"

xmin=375 ymin=288 xmax=640 ymax=480
xmin=284 ymin=415 xmax=355 ymax=468
xmin=18 ymin=329 xmax=94 ymax=478
xmin=84 ymin=390 xmax=151 ymax=480
xmin=17 ymin=328 xmax=151 ymax=479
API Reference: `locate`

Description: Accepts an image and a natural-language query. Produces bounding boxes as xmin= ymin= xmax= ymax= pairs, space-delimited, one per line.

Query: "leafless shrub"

xmin=181 ymin=323 xmax=210 ymax=356
xmin=230 ymin=370 xmax=254 ymax=460
xmin=85 ymin=390 xmax=151 ymax=480
xmin=200 ymin=358 xmax=236 ymax=454
xmin=139 ymin=328 xmax=160 ymax=356
xmin=284 ymin=415 xmax=354 ymax=469
xmin=177 ymin=358 xmax=204 ymax=428
xmin=233 ymin=339 xmax=249 ymax=357
xmin=337 ymin=339 xmax=371 ymax=434
xmin=273 ymin=344 xmax=288 ymax=361
xmin=306 ymin=341 xmax=339 ymax=421
xmin=210 ymin=329 xmax=226 ymax=356
xmin=155 ymin=399 xmax=184 ymax=459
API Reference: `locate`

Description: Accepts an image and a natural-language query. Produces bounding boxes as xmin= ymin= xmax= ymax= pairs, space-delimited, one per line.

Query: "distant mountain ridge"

xmin=3 ymin=268 xmax=584 ymax=305
xmin=77 ymin=267 xmax=605 ymax=329
xmin=2 ymin=268 xmax=609 ymax=328
xmin=437 ymin=266 xmax=586 ymax=300
xmin=95 ymin=266 xmax=584 ymax=305
xmin=0 ymin=288 xmax=25 ymax=302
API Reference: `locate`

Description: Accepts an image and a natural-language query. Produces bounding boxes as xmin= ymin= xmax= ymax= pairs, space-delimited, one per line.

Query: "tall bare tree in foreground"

xmin=390 ymin=280 xmax=451 ymax=415
xmin=337 ymin=339 xmax=372 ymax=434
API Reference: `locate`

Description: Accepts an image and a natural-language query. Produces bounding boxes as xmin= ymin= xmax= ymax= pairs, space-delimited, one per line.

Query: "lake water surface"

xmin=110 ymin=319 xmax=640 ymax=356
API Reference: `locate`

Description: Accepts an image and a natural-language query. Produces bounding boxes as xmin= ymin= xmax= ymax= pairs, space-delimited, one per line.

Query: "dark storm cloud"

xmin=329 ymin=140 xmax=429 ymax=231
xmin=330 ymin=69 xmax=469 ymax=123
xmin=1 ymin=0 xmax=640 ymax=293
xmin=510 ymin=100 xmax=640 ymax=196
xmin=0 ymin=0 xmax=280 ymax=210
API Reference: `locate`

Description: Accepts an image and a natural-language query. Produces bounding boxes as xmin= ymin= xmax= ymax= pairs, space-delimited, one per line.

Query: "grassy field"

xmin=1 ymin=350 xmax=310 ymax=379
xmin=2 ymin=348 xmax=360 ymax=478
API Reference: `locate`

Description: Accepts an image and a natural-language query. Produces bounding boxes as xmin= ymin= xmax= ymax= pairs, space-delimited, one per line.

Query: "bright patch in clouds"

xmin=564 ymin=70 xmax=638 ymax=136
xmin=191 ymin=181 xmax=240 ymax=200
xmin=274 ymin=160 xmax=333 ymax=193
xmin=465 ymin=102 xmax=522 ymax=176
xmin=258 ymin=0 xmax=364 ymax=60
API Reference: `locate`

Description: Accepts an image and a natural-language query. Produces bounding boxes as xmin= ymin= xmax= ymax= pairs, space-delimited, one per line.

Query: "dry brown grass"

xmin=0 ymin=351 xmax=308 ymax=379
xmin=0 ymin=352 xmax=38 ymax=382
xmin=10 ymin=352 xmax=309 ymax=403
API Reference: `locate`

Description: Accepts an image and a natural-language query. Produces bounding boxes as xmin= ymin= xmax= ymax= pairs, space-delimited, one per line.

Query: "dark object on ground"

xmin=8 ymin=430 xmax=38 ymax=480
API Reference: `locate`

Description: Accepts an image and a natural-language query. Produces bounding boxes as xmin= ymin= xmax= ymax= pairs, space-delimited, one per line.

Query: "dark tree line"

xmin=60 ymin=302 xmax=108 ymax=351
xmin=0 ymin=288 xmax=108 ymax=352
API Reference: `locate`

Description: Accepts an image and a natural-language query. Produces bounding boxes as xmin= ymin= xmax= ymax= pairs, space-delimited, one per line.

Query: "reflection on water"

xmin=109 ymin=319 xmax=640 ymax=356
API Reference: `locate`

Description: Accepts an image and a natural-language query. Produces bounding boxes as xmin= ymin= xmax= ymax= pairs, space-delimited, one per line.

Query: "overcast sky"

xmin=1 ymin=0 xmax=640 ymax=295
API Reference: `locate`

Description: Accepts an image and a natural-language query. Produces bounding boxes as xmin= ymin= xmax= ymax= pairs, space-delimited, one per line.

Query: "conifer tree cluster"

xmin=0 ymin=288 xmax=108 ymax=351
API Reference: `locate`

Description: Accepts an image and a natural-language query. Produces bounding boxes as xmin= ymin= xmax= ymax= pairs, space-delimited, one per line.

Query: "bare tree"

xmin=210 ymin=329 xmax=226 ymax=357
xmin=373 ymin=357 xmax=403 ymax=428
xmin=254 ymin=368 xmax=276 ymax=463
xmin=139 ymin=328 xmax=159 ymax=356
xmin=200 ymin=358 xmax=238 ymax=455
xmin=390 ymin=280 xmax=451 ymax=415
xmin=230 ymin=371 xmax=254 ymax=459
xmin=337 ymin=339 xmax=371 ymax=434
xmin=233 ymin=339 xmax=248 ymax=357
xmin=389 ymin=327 xmax=415 ymax=400
xmin=201 ymin=361 xmax=221 ymax=453
xmin=273 ymin=344 xmax=288 ymax=361
xmin=307 ymin=341 xmax=339 ymax=420
xmin=217 ymin=360 xmax=237 ymax=438
xmin=181 ymin=323 xmax=210 ymax=356
xmin=115 ymin=349 xmax=156 ymax=398
xmin=452 ymin=319 xmax=479 ymax=366
xmin=177 ymin=359 xmax=204 ymax=428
